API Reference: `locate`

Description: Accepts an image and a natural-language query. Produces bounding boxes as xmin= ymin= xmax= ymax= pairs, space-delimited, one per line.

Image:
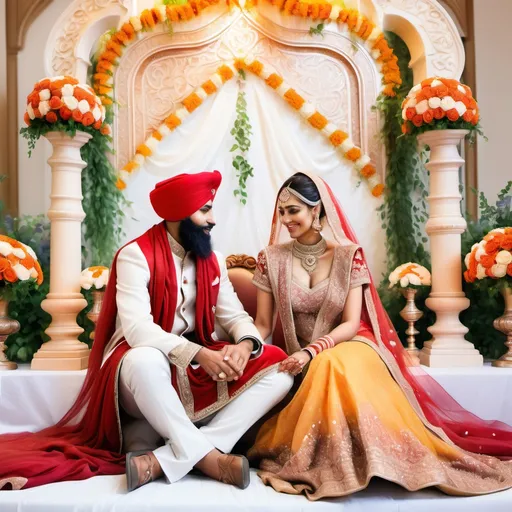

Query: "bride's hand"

xmin=278 ymin=351 xmax=311 ymax=376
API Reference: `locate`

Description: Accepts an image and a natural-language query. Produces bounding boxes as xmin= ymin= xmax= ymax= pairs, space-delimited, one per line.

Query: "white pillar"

xmin=418 ymin=129 xmax=483 ymax=367
xmin=31 ymin=131 xmax=91 ymax=371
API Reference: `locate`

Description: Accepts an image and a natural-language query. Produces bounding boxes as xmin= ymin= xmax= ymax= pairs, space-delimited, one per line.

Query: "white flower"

xmin=134 ymin=154 xmax=145 ymax=166
xmin=63 ymin=96 xmax=78 ymax=110
xmin=457 ymin=85 xmax=466 ymax=94
xmin=27 ymin=103 xmax=35 ymax=120
xmin=21 ymin=242 xmax=38 ymax=261
xmin=408 ymin=273 xmax=422 ymax=286
xmin=145 ymin=137 xmax=159 ymax=153
xmin=454 ymin=101 xmax=467 ymax=116
xmin=130 ymin=16 xmax=142 ymax=32
xmin=329 ymin=5 xmax=341 ymax=20
xmin=405 ymin=98 xmax=417 ymax=109
xmin=11 ymin=248 xmax=26 ymax=259
xmin=38 ymin=100 xmax=50 ymax=116
xmin=78 ymin=99 xmax=90 ymax=114
xmin=400 ymin=276 xmax=410 ymax=287
xmin=490 ymin=228 xmax=505 ymax=235
xmin=322 ymin=123 xmax=337 ymax=138
xmin=441 ymin=96 xmax=455 ymax=111
xmin=464 ymin=253 xmax=471 ymax=269
xmin=92 ymin=106 xmax=102 ymax=121
xmin=0 ymin=241 xmax=12 ymax=256
xmin=175 ymin=108 xmax=189 ymax=121
xmin=475 ymin=243 xmax=487 ymax=262
xmin=402 ymin=108 xmax=407 ymax=120
xmin=158 ymin=124 xmax=171 ymax=137
xmin=431 ymin=79 xmax=443 ymax=88
xmin=298 ymin=103 xmax=316 ymax=119
xmin=491 ymin=264 xmax=507 ymax=278
xmin=61 ymin=84 xmax=74 ymax=97
xmin=415 ymin=100 xmax=428 ymax=115
xmin=355 ymin=155 xmax=371 ymax=172
xmin=410 ymin=84 xmax=421 ymax=94
xmin=496 ymin=250 xmax=512 ymax=265
xmin=428 ymin=97 xmax=441 ymax=109
xmin=476 ymin=264 xmax=487 ymax=280
xmin=39 ymin=89 xmax=51 ymax=101
xmin=210 ymin=73 xmax=223 ymax=88
xmin=12 ymin=263 xmax=31 ymax=281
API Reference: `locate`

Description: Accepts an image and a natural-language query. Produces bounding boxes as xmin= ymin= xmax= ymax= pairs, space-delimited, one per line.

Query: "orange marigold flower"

xmin=218 ymin=65 xmax=234 ymax=82
xmin=140 ymin=10 xmax=155 ymax=28
xmin=152 ymin=7 xmax=165 ymax=22
xmin=165 ymin=114 xmax=181 ymax=130
xmin=202 ymin=80 xmax=217 ymax=95
xmin=412 ymin=114 xmax=423 ymax=127
xmin=93 ymin=120 xmax=102 ymax=130
xmin=266 ymin=73 xmax=283 ymax=89
xmin=24 ymin=112 xmax=31 ymax=126
xmin=421 ymin=78 xmax=435 ymax=87
xmin=284 ymin=89 xmax=305 ymax=110
xmin=508 ymin=263 xmax=512 ymax=277
xmin=248 ymin=60 xmax=263 ymax=76
xmin=102 ymin=50 xmax=119 ymax=64
xmin=406 ymin=107 xmax=416 ymax=121
xmin=136 ymin=143 xmax=152 ymax=157
xmin=183 ymin=4 xmax=195 ymax=19
xmin=423 ymin=109 xmax=434 ymax=124
xmin=183 ymin=93 xmax=202 ymax=113
xmin=308 ymin=112 xmax=328 ymax=130
xmin=318 ymin=4 xmax=331 ymax=19
xmin=166 ymin=5 xmax=179 ymax=21
xmin=346 ymin=11 xmax=358 ymax=30
xmin=446 ymin=109 xmax=460 ymax=122
xmin=33 ymin=108 xmax=42 ymax=119
xmin=443 ymin=78 xmax=460 ymax=89
xmin=100 ymin=125 xmax=111 ymax=136
xmin=121 ymin=22 xmax=136 ymax=40
xmin=72 ymin=110 xmax=83 ymax=122
xmin=463 ymin=110 xmax=473 ymax=123
xmin=27 ymin=91 xmax=39 ymax=107
xmin=112 ymin=31 xmax=129 ymax=45
xmin=432 ymin=84 xmax=449 ymax=97
xmin=329 ymin=130 xmax=348 ymax=146
xmin=309 ymin=4 xmax=319 ymax=19
xmin=98 ymin=85 xmax=112 ymax=96
xmin=101 ymin=97 xmax=113 ymax=105
xmin=96 ymin=60 xmax=113 ymax=74
xmin=361 ymin=164 xmax=376 ymax=178
xmin=361 ymin=21 xmax=374 ymax=40
xmin=433 ymin=107 xmax=444 ymax=120
xmin=35 ymin=78 xmax=51 ymax=91
xmin=233 ymin=58 xmax=245 ymax=72
xmin=372 ymin=184 xmax=385 ymax=198
xmin=345 ymin=147 xmax=362 ymax=161
xmin=338 ymin=9 xmax=349 ymax=23
xmin=0 ymin=257 xmax=9 ymax=272
xmin=502 ymin=235 xmax=512 ymax=250
xmin=297 ymin=2 xmax=308 ymax=17
xmin=152 ymin=130 xmax=163 ymax=141
xmin=123 ymin=161 xmax=138 ymax=173
xmin=480 ymin=251 xmax=497 ymax=268
xmin=472 ymin=112 xmax=479 ymax=125
xmin=415 ymin=91 xmax=427 ymax=103
xmin=116 ymin=177 xmax=127 ymax=190
xmin=106 ymin=40 xmax=123 ymax=57
xmin=82 ymin=112 xmax=95 ymax=126
xmin=49 ymin=96 xmax=63 ymax=109
xmin=401 ymin=122 xmax=410 ymax=135
xmin=3 ymin=266 xmax=17 ymax=283
xmin=382 ymin=84 xmax=396 ymax=97
xmin=46 ymin=111 xmax=58 ymax=123
xmin=505 ymin=228 xmax=512 ymax=235
xmin=60 ymin=106 xmax=72 ymax=120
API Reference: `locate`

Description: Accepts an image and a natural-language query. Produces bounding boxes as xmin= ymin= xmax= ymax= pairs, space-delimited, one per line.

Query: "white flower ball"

xmin=496 ymin=250 xmax=512 ymax=265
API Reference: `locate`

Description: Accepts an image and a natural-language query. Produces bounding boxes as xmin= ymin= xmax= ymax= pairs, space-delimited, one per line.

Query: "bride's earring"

xmin=312 ymin=212 xmax=322 ymax=232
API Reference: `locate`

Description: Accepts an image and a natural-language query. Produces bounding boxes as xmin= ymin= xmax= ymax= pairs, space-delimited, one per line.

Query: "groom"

xmin=110 ymin=171 xmax=292 ymax=491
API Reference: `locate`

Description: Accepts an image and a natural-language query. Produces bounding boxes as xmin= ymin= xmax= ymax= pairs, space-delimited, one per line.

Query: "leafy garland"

xmin=374 ymin=32 xmax=434 ymax=348
xmin=230 ymin=71 xmax=254 ymax=204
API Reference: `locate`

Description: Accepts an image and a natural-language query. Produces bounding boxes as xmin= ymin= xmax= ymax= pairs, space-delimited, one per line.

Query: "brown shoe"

xmin=126 ymin=450 xmax=163 ymax=492
xmin=217 ymin=454 xmax=250 ymax=489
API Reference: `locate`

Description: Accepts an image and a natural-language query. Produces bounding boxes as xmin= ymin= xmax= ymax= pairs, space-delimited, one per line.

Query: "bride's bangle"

xmin=302 ymin=335 xmax=335 ymax=359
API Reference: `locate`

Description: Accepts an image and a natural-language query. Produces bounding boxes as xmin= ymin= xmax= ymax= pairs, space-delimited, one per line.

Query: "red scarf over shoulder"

xmin=0 ymin=222 xmax=285 ymax=489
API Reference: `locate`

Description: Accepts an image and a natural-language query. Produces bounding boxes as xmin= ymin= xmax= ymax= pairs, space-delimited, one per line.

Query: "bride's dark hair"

xmin=279 ymin=172 xmax=325 ymax=218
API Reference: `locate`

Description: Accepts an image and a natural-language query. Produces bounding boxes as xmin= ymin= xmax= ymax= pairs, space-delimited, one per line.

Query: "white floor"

xmin=1 ymin=363 xmax=512 ymax=510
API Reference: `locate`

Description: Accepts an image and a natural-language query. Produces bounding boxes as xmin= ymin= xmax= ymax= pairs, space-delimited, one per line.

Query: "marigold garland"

xmin=0 ymin=236 xmax=44 ymax=286
xmin=254 ymin=0 xmax=401 ymax=97
xmin=116 ymin=62 xmax=236 ymax=189
xmin=236 ymin=56 xmax=384 ymax=197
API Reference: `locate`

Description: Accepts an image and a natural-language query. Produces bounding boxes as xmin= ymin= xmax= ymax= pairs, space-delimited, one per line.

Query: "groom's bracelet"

xmin=302 ymin=335 xmax=335 ymax=359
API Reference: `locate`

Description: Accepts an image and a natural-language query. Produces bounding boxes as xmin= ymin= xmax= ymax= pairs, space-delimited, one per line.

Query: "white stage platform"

xmin=1 ymin=364 xmax=512 ymax=511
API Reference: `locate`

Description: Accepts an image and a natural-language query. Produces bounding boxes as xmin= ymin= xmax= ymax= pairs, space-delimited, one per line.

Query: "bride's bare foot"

xmin=195 ymin=449 xmax=250 ymax=489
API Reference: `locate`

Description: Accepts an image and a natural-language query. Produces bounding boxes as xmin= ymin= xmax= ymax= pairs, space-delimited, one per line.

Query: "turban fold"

xmin=150 ymin=171 xmax=222 ymax=221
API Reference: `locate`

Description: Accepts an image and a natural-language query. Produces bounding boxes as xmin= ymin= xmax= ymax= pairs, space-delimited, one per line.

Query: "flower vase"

xmin=417 ymin=129 xmax=483 ymax=367
xmin=0 ymin=298 xmax=20 ymax=371
xmin=399 ymin=288 xmax=423 ymax=356
xmin=86 ymin=290 xmax=105 ymax=342
xmin=31 ymin=130 xmax=92 ymax=370
xmin=492 ymin=286 xmax=512 ymax=368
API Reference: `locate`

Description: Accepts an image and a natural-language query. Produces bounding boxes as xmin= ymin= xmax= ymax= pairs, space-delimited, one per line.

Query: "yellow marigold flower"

xmin=123 ymin=161 xmax=138 ymax=173
xmin=345 ymin=147 xmax=362 ymax=161
xmin=202 ymin=80 xmax=217 ymax=95
xmin=218 ymin=65 xmax=234 ymax=82
xmin=152 ymin=130 xmax=163 ymax=141
xmin=248 ymin=60 xmax=264 ymax=76
xmin=361 ymin=164 xmax=376 ymax=178
xmin=116 ymin=177 xmax=127 ymax=190
xmin=165 ymin=114 xmax=181 ymax=130
xmin=183 ymin=93 xmax=202 ymax=113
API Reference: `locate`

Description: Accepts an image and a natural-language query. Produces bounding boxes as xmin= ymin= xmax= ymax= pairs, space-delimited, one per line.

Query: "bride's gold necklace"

xmin=292 ymin=237 xmax=327 ymax=275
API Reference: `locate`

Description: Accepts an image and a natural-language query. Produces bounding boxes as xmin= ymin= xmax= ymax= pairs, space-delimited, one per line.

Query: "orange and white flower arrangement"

xmin=23 ymin=76 xmax=109 ymax=135
xmin=117 ymin=62 xmax=236 ymax=190
xmin=236 ymin=56 xmax=384 ymax=197
xmin=389 ymin=262 xmax=431 ymax=289
xmin=401 ymin=77 xmax=481 ymax=136
xmin=464 ymin=228 xmax=512 ymax=284
xmin=0 ymin=236 xmax=44 ymax=294
xmin=80 ymin=266 xmax=110 ymax=291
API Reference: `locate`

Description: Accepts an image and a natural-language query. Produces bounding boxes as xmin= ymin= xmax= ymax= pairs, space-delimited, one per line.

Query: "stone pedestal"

xmin=418 ymin=129 xmax=483 ymax=367
xmin=31 ymin=131 xmax=91 ymax=371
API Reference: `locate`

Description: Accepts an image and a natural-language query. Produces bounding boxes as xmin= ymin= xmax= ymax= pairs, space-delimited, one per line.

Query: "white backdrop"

xmin=122 ymin=74 xmax=385 ymax=278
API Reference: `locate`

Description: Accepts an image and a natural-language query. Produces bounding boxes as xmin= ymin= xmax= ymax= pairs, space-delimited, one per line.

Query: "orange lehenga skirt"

xmin=249 ymin=341 xmax=512 ymax=500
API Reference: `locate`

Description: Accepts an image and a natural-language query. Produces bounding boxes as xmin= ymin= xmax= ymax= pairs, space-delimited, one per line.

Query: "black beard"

xmin=179 ymin=217 xmax=214 ymax=259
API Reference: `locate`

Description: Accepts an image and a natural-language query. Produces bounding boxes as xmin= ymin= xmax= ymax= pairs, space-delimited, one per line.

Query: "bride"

xmin=248 ymin=171 xmax=512 ymax=500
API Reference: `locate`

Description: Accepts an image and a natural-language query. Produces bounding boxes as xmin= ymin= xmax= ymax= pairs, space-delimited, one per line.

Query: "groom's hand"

xmin=221 ymin=340 xmax=253 ymax=377
xmin=194 ymin=348 xmax=238 ymax=382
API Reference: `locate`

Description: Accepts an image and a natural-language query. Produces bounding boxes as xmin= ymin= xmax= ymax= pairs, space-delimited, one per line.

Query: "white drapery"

xmin=122 ymin=74 xmax=385 ymax=277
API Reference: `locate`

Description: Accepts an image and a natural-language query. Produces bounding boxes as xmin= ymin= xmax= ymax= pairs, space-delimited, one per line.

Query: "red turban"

xmin=150 ymin=171 xmax=222 ymax=221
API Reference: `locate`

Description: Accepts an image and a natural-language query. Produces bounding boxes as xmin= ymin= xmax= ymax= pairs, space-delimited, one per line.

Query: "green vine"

xmin=230 ymin=74 xmax=254 ymax=204
xmin=375 ymin=32 xmax=434 ymax=348
xmin=309 ymin=23 xmax=325 ymax=37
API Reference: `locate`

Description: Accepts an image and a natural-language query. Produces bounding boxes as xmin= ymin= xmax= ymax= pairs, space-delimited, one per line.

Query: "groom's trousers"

xmin=119 ymin=346 xmax=293 ymax=483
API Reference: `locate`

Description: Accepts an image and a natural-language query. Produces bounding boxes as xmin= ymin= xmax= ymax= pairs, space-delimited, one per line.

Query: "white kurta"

xmin=103 ymin=232 xmax=263 ymax=367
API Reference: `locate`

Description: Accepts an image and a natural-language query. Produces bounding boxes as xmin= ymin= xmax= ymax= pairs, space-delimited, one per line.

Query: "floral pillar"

xmin=418 ymin=129 xmax=483 ymax=367
xmin=31 ymin=131 xmax=92 ymax=370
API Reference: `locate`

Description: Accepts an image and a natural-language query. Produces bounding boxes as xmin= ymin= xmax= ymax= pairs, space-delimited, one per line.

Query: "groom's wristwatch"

xmin=237 ymin=335 xmax=262 ymax=355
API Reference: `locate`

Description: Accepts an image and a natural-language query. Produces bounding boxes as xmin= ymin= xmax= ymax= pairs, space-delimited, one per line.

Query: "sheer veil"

xmin=269 ymin=171 xmax=512 ymax=458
